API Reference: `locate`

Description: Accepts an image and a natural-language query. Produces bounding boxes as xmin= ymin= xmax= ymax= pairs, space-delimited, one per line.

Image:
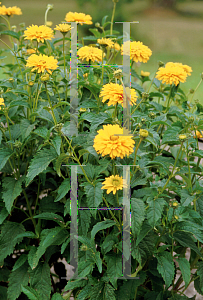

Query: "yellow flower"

xmin=97 ymin=38 xmax=114 ymax=49
xmin=172 ymin=201 xmax=178 ymax=207
xmin=83 ymin=73 xmax=88 ymax=78
xmin=26 ymin=48 xmax=36 ymax=55
xmin=77 ymin=46 xmax=103 ymax=63
xmin=139 ymin=129 xmax=149 ymax=138
xmin=141 ymin=70 xmax=150 ymax=77
xmin=24 ymin=25 xmax=54 ymax=43
xmin=113 ymin=42 xmax=120 ymax=51
xmin=26 ymin=54 xmax=58 ymax=74
xmin=101 ymin=174 xmax=127 ymax=195
xmin=179 ymin=134 xmax=187 ymax=140
xmin=156 ymin=62 xmax=191 ymax=86
xmin=93 ymin=124 xmax=135 ymax=159
xmin=194 ymin=130 xmax=203 ymax=139
xmin=121 ymin=41 xmax=152 ymax=63
xmin=100 ymin=83 xmax=137 ymax=107
xmin=0 ymin=5 xmax=22 ymax=16
xmin=55 ymin=23 xmax=72 ymax=33
xmin=65 ymin=12 xmax=92 ymax=25
xmin=0 ymin=97 xmax=5 ymax=109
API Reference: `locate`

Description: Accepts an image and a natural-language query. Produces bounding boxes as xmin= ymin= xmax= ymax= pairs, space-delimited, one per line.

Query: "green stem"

xmin=186 ymin=139 xmax=192 ymax=190
xmin=103 ymin=196 xmax=120 ymax=230
xmin=23 ymin=189 xmax=36 ymax=229
xmin=101 ymin=49 xmax=104 ymax=84
xmin=44 ymin=82 xmax=57 ymax=125
xmin=110 ymin=1 xmax=117 ymax=36
xmin=132 ymin=137 xmax=143 ymax=172
xmin=63 ymin=34 xmax=66 ymax=77
xmin=191 ymin=78 xmax=203 ymax=104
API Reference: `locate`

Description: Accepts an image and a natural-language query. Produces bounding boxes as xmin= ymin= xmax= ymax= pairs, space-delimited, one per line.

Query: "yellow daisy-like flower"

xmin=194 ymin=130 xmax=203 ymax=139
xmin=121 ymin=41 xmax=152 ymax=63
xmin=101 ymin=174 xmax=127 ymax=195
xmin=97 ymin=38 xmax=114 ymax=49
xmin=65 ymin=12 xmax=92 ymax=25
xmin=26 ymin=48 xmax=36 ymax=55
xmin=141 ymin=70 xmax=150 ymax=77
xmin=26 ymin=54 xmax=58 ymax=74
xmin=77 ymin=46 xmax=103 ymax=63
xmin=100 ymin=83 xmax=137 ymax=107
xmin=156 ymin=62 xmax=191 ymax=86
xmin=24 ymin=25 xmax=54 ymax=43
xmin=113 ymin=42 xmax=120 ymax=51
xmin=55 ymin=23 xmax=72 ymax=33
xmin=93 ymin=124 xmax=135 ymax=159
xmin=0 ymin=97 xmax=5 ymax=109
xmin=0 ymin=5 xmax=22 ymax=16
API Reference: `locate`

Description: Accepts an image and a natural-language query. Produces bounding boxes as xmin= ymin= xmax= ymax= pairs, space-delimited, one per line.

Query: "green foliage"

xmin=0 ymin=3 xmax=203 ymax=299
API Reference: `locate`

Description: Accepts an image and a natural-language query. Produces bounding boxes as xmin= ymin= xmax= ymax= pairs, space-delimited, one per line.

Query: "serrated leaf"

xmin=0 ymin=148 xmax=13 ymax=171
xmin=197 ymin=261 xmax=203 ymax=292
xmin=52 ymin=135 xmax=61 ymax=155
xmin=26 ymin=148 xmax=57 ymax=186
xmin=79 ymin=209 xmax=91 ymax=236
xmin=136 ymin=221 xmax=152 ymax=246
xmin=55 ymin=178 xmax=70 ymax=202
xmin=33 ymin=127 xmax=49 ymax=139
xmin=91 ymin=220 xmax=115 ymax=240
xmin=8 ymin=261 xmax=29 ymax=300
xmin=103 ymin=283 xmax=116 ymax=300
xmin=9 ymin=100 xmax=30 ymax=108
xmin=55 ymin=153 xmax=69 ymax=177
xmin=0 ymin=286 xmax=7 ymax=300
xmin=51 ymin=293 xmax=64 ymax=300
xmin=2 ymin=176 xmax=24 ymax=213
xmin=29 ymin=262 xmax=51 ymax=300
xmin=105 ymin=253 xmax=122 ymax=289
xmin=155 ymin=252 xmax=175 ymax=288
xmin=20 ymin=119 xmax=35 ymax=142
xmin=161 ymin=126 xmax=182 ymax=145
xmin=76 ymin=283 xmax=93 ymax=300
xmin=147 ymin=198 xmax=166 ymax=228
xmin=177 ymin=257 xmax=190 ymax=288
xmin=33 ymin=212 xmax=64 ymax=224
xmin=78 ymin=260 xmax=94 ymax=278
xmin=173 ymin=231 xmax=203 ymax=258
xmin=13 ymin=254 xmax=28 ymax=272
xmin=0 ymin=221 xmax=25 ymax=264
xmin=0 ymin=207 xmax=9 ymax=224
xmin=61 ymin=237 xmax=70 ymax=254
xmin=89 ymin=282 xmax=104 ymax=300
xmin=64 ymin=279 xmax=87 ymax=292
xmin=21 ymin=285 xmax=42 ymax=300
xmin=131 ymin=198 xmax=145 ymax=236
xmin=30 ymin=227 xmax=68 ymax=269
xmin=83 ymin=182 xmax=103 ymax=207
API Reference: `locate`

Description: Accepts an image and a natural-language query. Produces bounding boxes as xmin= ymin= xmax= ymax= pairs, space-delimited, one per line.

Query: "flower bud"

xmin=179 ymin=134 xmax=187 ymax=141
xmin=14 ymin=141 xmax=22 ymax=148
xmin=148 ymin=112 xmax=156 ymax=119
xmin=79 ymin=107 xmax=87 ymax=112
xmin=139 ymin=129 xmax=149 ymax=138
xmin=142 ymin=92 xmax=149 ymax=99
xmin=194 ymin=99 xmax=199 ymax=104
xmin=47 ymin=4 xmax=54 ymax=10
xmin=28 ymin=81 xmax=34 ymax=87
xmin=114 ymin=69 xmax=122 ymax=79
xmin=189 ymin=88 xmax=194 ymax=94
xmin=172 ymin=201 xmax=178 ymax=207
xmin=41 ymin=74 xmax=50 ymax=81
xmin=141 ymin=118 xmax=146 ymax=124
xmin=80 ymin=244 xmax=88 ymax=251
xmin=9 ymin=78 xmax=14 ymax=82
xmin=158 ymin=61 xmax=164 ymax=67
xmin=95 ymin=22 xmax=100 ymax=28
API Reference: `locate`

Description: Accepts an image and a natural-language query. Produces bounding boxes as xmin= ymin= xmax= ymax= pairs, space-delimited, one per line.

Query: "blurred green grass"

xmin=1 ymin=0 xmax=203 ymax=104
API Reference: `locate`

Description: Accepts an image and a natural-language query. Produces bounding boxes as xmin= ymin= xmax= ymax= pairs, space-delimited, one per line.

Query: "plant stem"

xmin=190 ymin=78 xmax=203 ymax=104
xmin=103 ymin=197 xmax=120 ymax=230
xmin=44 ymin=82 xmax=57 ymax=125
xmin=110 ymin=1 xmax=117 ymax=36
xmin=132 ymin=137 xmax=143 ymax=172
xmin=23 ymin=189 xmax=36 ymax=229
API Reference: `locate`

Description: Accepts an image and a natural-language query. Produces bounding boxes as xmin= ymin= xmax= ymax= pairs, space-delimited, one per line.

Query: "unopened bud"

xmin=189 ymin=88 xmax=194 ymax=94
xmin=141 ymin=118 xmax=146 ymax=123
xmin=41 ymin=74 xmax=50 ymax=81
xmin=142 ymin=92 xmax=149 ymax=99
xmin=79 ymin=107 xmax=87 ymax=112
xmin=28 ymin=81 xmax=34 ymax=87
xmin=47 ymin=4 xmax=54 ymax=10
xmin=139 ymin=129 xmax=149 ymax=138
xmin=95 ymin=22 xmax=100 ymax=28
xmin=179 ymin=134 xmax=187 ymax=141
xmin=158 ymin=61 xmax=164 ymax=67
xmin=9 ymin=78 xmax=14 ymax=82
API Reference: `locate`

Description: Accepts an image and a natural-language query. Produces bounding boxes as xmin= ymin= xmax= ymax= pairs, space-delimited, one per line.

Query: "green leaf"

xmin=33 ymin=127 xmax=49 ymax=139
xmin=196 ymin=194 xmax=203 ymax=218
xmin=131 ymin=198 xmax=145 ymax=236
xmin=161 ymin=126 xmax=181 ymax=145
xmin=103 ymin=283 xmax=116 ymax=300
xmin=177 ymin=257 xmax=190 ymax=288
xmin=55 ymin=153 xmax=69 ymax=177
xmin=81 ymin=112 xmax=109 ymax=131
xmin=0 ymin=148 xmax=13 ymax=171
xmin=136 ymin=221 xmax=152 ymax=246
xmin=173 ymin=231 xmax=203 ymax=258
xmin=21 ymin=285 xmax=42 ymax=300
xmin=0 ymin=207 xmax=9 ymax=224
xmin=9 ymin=100 xmax=30 ymax=108
xmin=0 ymin=286 xmax=7 ymax=300
xmin=0 ymin=221 xmax=25 ymax=264
xmin=2 ymin=176 xmax=24 ymax=213
xmin=89 ymin=282 xmax=104 ymax=300
xmin=30 ymin=227 xmax=68 ymax=269
xmin=64 ymin=279 xmax=87 ymax=292
xmin=33 ymin=212 xmax=64 ymax=224
xmin=26 ymin=148 xmax=57 ymax=186
xmin=29 ymin=262 xmax=51 ymax=300
xmin=89 ymin=28 xmax=101 ymax=37
xmin=79 ymin=210 xmax=91 ymax=236
xmin=155 ymin=251 xmax=175 ymax=288
xmin=175 ymin=221 xmax=203 ymax=243
xmin=101 ymin=234 xmax=118 ymax=255
xmin=13 ymin=254 xmax=28 ymax=272
xmin=61 ymin=237 xmax=70 ymax=254
xmin=51 ymin=293 xmax=64 ymax=300
xmin=78 ymin=260 xmax=94 ymax=278
xmin=76 ymin=283 xmax=93 ymax=300
xmin=55 ymin=178 xmax=70 ymax=202
xmin=83 ymin=181 xmax=103 ymax=207
xmin=197 ymin=261 xmax=203 ymax=292
xmin=91 ymin=219 xmax=115 ymax=240
xmin=0 ymin=30 xmax=20 ymax=39
xmin=8 ymin=261 xmax=29 ymax=300
xmin=52 ymin=135 xmax=61 ymax=155
xmin=180 ymin=189 xmax=195 ymax=207
xmin=147 ymin=198 xmax=166 ymax=228
xmin=105 ymin=253 xmax=122 ymax=289
xmin=20 ymin=119 xmax=35 ymax=142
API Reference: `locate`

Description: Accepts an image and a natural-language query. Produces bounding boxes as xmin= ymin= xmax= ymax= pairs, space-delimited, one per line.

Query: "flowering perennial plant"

xmin=1 ymin=3 xmax=203 ymax=300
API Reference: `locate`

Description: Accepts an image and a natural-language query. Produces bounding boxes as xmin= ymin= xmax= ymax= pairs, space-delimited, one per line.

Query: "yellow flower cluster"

xmin=156 ymin=62 xmax=192 ymax=86
xmin=26 ymin=54 xmax=58 ymax=74
xmin=24 ymin=25 xmax=54 ymax=43
xmin=0 ymin=5 xmax=22 ymax=16
xmin=121 ymin=41 xmax=152 ymax=63
xmin=65 ymin=12 xmax=92 ymax=25
xmin=194 ymin=130 xmax=203 ymax=139
xmin=100 ymin=83 xmax=137 ymax=107
xmin=93 ymin=124 xmax=135 ymax=159
xmin=101 ymin=174 xmax=127 ymax=195
xmin=77 ymin=46 xmax=103 ymax=63
xmin=0 ymin=98 xmax=5 ymax=110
